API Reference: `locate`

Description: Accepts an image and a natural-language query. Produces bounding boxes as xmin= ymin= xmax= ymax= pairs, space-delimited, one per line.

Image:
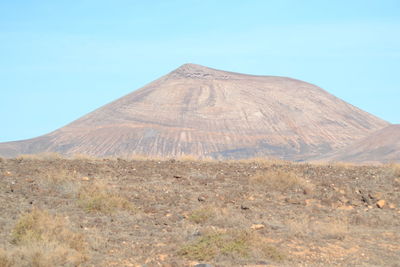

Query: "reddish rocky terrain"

xmin=0 ymin=156 xmax=399 ymax=266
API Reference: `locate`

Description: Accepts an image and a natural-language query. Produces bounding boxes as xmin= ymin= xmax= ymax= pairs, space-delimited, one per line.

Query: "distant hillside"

xmin=318 ymin=124 xmax=400 ymax=163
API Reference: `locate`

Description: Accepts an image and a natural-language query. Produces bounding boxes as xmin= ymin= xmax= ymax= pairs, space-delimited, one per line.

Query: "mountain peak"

xmin=0 ymin=64 xmax=390 ymax=161
xmin=176 ymin=63 xmax=212 ymax=72
xmin=168 ymin=63 xmax=232 ymax=80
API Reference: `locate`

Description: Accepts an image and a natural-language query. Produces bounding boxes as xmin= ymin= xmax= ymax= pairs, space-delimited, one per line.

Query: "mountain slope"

xmin=318 ymin=124 xmax=400 ymax=163
xmin=0 ymin=64 xmax=389 ymax=160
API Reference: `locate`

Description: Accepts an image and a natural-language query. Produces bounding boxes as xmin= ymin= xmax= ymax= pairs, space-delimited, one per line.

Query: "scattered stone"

xmin=303 ymin=187 xmax=312 ymax=195
xmin=157 ymin=254 xmax=168 ymax=261
xmin=193 ymin=264 xmax=214 ymax=267
xmin=173 ymin=175 xmax=182 ymax=179
xmin=241 ymin=204 xmax=250 ymax=210
xmin=338 ymin=205 xmax=353 ymax=211
xmin=285 ymin=197 xmax=302 ymax=205
xmin=339 ymin=196 xmax=349 ymax=204
xmin=305 ymin=198 xmax=319 ymax=206
xmin=376 ymin=200 xmax=386 ymax=209
xmin=389 ymin=203 xmax=396 ymax=209
xmin=251 ymin=224 xmax=265 ymax=230
xmin=197 ymin=196 xmax=206 ymax=202
xmin=361 ymin=195 xmax=371 ymax=205
xmin=372 ymin=192 xmax=383 ymax=200
xmin=255 ymin=260 xmax=270 ymax=265
xmin=81 ymin=176 xmax=90 ymax=181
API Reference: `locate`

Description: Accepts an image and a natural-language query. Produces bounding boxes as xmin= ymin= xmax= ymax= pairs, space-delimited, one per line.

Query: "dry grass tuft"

xmin=40 ymin=168 xmax=79 ymax=184
xmin=261 ymin=244 xmax=287 ymax=262
xmin=287 ymin=215 xmax=349 ymax=240
xmin=16 ymin=152 xmax=63 ymax=161
xmin=11 ymin=208 xmax=86 ymax=250
xmin=78 ymin=181 xmax=134 ymax=214
xmin=179 ymin=230 xmax=249 ymax=261
xmin=188 ymin=207 xmax=216 ymax=224
xmin=384 ymin=163 xmax=400 ymax=184
xmin=250 ymin=169 xmax=311 ymax=192
xmin=35 ymin=168 xmax=82 ymax=197
xmin=390 ymin=163 xmax=400 ymax=177
xmin=179 ymin=229 xmax=285 ymax=262
xmin=314 ymin=220 xmax=349 ymax=240
xmin=1 ymin=208 xmax=87 ymax=267
xmin=0 ymin=243 xmax=86 ymax=267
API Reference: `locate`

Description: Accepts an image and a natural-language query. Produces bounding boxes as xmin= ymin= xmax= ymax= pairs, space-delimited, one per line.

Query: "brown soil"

xmin=0 ymin=156 xmax=399 ymax=266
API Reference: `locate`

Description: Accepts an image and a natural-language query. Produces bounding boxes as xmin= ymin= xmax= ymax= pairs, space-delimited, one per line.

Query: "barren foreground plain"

xmin=1 ymin=155 xmax=399 ymax=266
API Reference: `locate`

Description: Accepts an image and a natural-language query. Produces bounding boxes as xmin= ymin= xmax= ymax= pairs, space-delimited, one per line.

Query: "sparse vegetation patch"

xmin=179 ymin=229 xmax=285 ymax=262
xmin=250 ymin=169 xmax=310 ymax=192
xmin=78 ymin=181 xmax=134 ymax=214
xmin=188 ymin=207 xmax=215 ymax=224
xmin=2 ymin=208 xmax=87 ymax=267
xmin=0 ymin=158 xmax=398 ymax=266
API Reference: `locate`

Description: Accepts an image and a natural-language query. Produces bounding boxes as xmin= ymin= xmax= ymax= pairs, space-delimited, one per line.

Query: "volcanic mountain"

xmin=0 ymin=64 xmax=389 ymax=160
xmin=318 ymin=124 xmax=400 ymax=163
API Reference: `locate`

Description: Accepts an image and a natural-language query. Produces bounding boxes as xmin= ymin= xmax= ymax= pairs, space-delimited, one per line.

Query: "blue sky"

xmin=0 ymin=0 xmax=399 ymax=142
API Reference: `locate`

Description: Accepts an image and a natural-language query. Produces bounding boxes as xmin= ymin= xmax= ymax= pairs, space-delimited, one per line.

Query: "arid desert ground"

xmin=1 ymin=155 xmax=399 ymax=266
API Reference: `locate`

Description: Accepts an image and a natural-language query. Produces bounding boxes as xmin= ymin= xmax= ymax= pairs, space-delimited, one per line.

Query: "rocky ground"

xmin=0 ymin=156 xmax=399 ymax=266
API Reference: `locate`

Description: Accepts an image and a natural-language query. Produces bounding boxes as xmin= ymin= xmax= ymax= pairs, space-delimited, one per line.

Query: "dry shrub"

xmin=383 ymin=163 xmax=400 ymax=185
xmin=188 ymin=207 xmax=216 ymax=224
xmin=36 ymin=168 xmax=81 ymax=198
xmin=287 ymin=215 xmax=349 ymax=240
xmin=40 ymin=168 xmax=79 ymax=184
xmin=312 ymin=220 xmax=349 ymax=240
xmin=186 ymin=206 xmax=250 ymax=229
xmin=211 ymin=206 xmax=253 ymax=229
xmin=179 ymin=229 xmax=285 ymax=262
xmin=78 ymin=181 xmax=134 ymax=214
xmin=11 ymin=208 xmax=86 ymax=250
xmin=250 ymin=169 xmax=312 ymax=192
xmin=1 ymin=208 xmax=87 ymax=267
xmin=1 ymin=243 xmax=86 ymax=267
